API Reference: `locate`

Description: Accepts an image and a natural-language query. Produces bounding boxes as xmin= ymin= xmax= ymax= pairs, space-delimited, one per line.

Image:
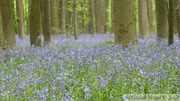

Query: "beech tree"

xmin=16 ymin=0 xmax=25 ymax=40
xmin=155 ymin=0 xmax=168 ymax=39
xmin=114 ymin=0 xmax=137 ymax=48
xmin=89 ymin=0 xmax=95 ymax=34
xmin=0 ymin=2 xmax=4 ymax=52
xmin=138 ymin=0 xmax=150 ymax=38
xmin=30 ymin=0 xmax=42 ymax=46
xmin=43 ymin=0 xmax=51 ymax=46
xmin=1 ymin=0 xmax=16 ymax=50
xmin=176 ymin=0 xmax=180 ymax=38
xmin=73 ymin=0 xmax=79 ymax=39
xmin=168 ymin=0 xmax=174 ymax=45
xmin=51 ymin=0 xmax=60 ymax=35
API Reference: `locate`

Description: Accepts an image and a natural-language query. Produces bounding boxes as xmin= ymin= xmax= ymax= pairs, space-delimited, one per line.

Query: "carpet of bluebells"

xmin=0 ymin=34 xmax=180 ymax=101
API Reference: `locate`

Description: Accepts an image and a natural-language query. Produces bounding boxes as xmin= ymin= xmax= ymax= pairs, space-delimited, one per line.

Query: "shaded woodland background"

xmin=0 ymin=0 xmax=180 ymax=50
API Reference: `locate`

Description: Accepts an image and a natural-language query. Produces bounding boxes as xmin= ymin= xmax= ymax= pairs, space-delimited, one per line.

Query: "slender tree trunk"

xmin=65 ymin=0 xmax=70 ymax=33
xmin=89 ymin=0 xmax=95 ymax=34
xmin=103 ymin=0 xmax=109 ymax=33
xmin=176 ymin=0 xmax=180 ymax=38
xmin=173 ymin=0 xmax=178 ymax=34
xmin=111 ymin=0 xmax=114 ymax=33
xmin=80 ymin=0 xmax=85 ymax=33
xmin=114 ymin=0 xmax=137 ymax=48
xmin=27 ymin=0 xmax=31 ymax=35
xmin=16 ymin=0 xmax=25 ymax=40
xmin=0 ymin=3 xmax=4 ymax=51
xmin=1 ymin=0 xmax=16 ymax=50
xmin=51 ymin=0 xmax=60 ymax=35
xmin=155 ymin=0 xmax=168 ymax=39
xmin=61 ymin=0 xmax=66 ymax=34
xmin=169 ymin=0 xmax=174 ymax=45
xmin=73 ymin=0 xmax=79 ymax=40
xmin=30 ymin=0 xmax=42 ymax=46
xmin=138 ymin=0 xmax=150 ymax=38
xmin=95 ymin=0 xmax=103 ymax=33
xmin=43 ymin=0 xmax=51 ymax=46
xmin=147 ymin=0 xmax=152 ymax=34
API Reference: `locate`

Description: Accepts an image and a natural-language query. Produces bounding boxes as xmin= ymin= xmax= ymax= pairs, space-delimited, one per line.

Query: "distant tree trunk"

xmin=103 ymin=0 xmax=109 ymax=33
xmin=173 ymin=0 xmax=178 ymax=34
xmin=176 ymin=0 xmax=180 ymax=38
xmin=43 ymin=0 xmax=51 ymax=46
xmin=168 ymin=0 xmax=174 ymax=45
xmin=30 ymin=0 xmax=42 ymax=46
xmin=51 ymin=0 xmax=60 ymax=35
xmin=155 ymin=0 xmax=168 ymax=39
xmin=95 ymin=0 xmax=103 ymax=33
xmin=73 ymin=0 xmax=79 ymax=39
xmin=114 ymin=0 xmax=137 ymax=48
xmin=80 ymin=0 xmax=85 ymax=33
xmin=147 ymin=0 xmax=153 ymax=34
xmin=27 ymin=0 xmax=31 ymax=34
xmin=65 ymin=0 xmax=70 ymax=33
xmin=0 ymin=4 xmax=4 ymax=51
xmin=111 ymin=0 xmax=114 ymax=33
xmin=16 ymin=0 xmax=25 ymax=40
xmin=89 ymin=0 xmax=95 ymax=34
xmin=61 ymin=0 xmax=66 ymax=34
xmin=1 ymin=0 xmax=16 ymax=50
xmin=138 ymin=0 xmax=150 ymax=38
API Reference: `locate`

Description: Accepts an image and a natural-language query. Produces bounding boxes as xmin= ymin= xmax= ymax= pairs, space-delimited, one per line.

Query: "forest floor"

xmin=0 ymin=34 xmax=180 ymax=101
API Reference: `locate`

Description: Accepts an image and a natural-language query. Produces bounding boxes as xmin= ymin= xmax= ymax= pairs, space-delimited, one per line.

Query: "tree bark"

xmin=103 ymin=0 xmax=109 ymax=33
xmin=176 ymin=0 xmax=180 ymax=38
xmin=0 ymin=2 xmax=4 ymax=51
xmin=114 ymin=0 xmax=137 ymax=48
xmin=95 ymin=0 xmax=103 ymax=33
xmin=89 ymin=0 xmax=95 ymax=34
xmin=168 ymin=0 xmax=174 ymax=45
xmin=61 ymin=0 xmax=66 ymax=34
xmin=16 ymin=0 xmax=25 ymax=40
xmin=147 ymin=0 xmax=152 ymax=34
xmin=51 ymin=0 xmax=60 ymax=35
xmin=80 ymin=0 xmax=85 ymax=33
xmin=30 ymin=0 xmax=42 ymax=46
xmin=155 ymin=0 xmax=168 ymax=39
xmin=73 ymin=0 xmax=79 ymax=40
xmin=138 ymin=0 xmax=150 ymax=38
xmin=111 ymin=0 xmax=114 ymax=33
xmin=43 ymin=0 xmax=51 ymax=46
xmin=1 ymin=0 xmax=16 ymax=50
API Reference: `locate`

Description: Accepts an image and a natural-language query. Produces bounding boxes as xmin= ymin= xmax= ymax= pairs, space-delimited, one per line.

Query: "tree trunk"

xmin=155 ymin=0 xmax=168 ymax=39
xmin=65 ymin=0 xmax=70 ymax=33
xmin=168 ymin=0 xmax=174 ymax=45
xmin=176 ymin=0 xmax=180 ymax=38
xmin=30 ymin=0 xmax=42 ymax=46
xmin=173 ymin=0 xmax=178 ymax=34
xmin=73 ymin=0 xmax=79 ymax=40
xmin=111 ymin=0 xmax=114 ymax=33
xmin=51 ymin=0 xmax=60 ymax=35
xmin=89 ymin=0 xmax=95 ymax=34
xmin=80 ymin=0 xmax=85 ymax=33
xmin=95 ymin=0 xmax=103 ymax=33
xmin=61 ymin=0 xmax=66 ymax=34
xmin=147 ymin=0 xmax=153 ymax=34
xmin=103 ymin=0 xmax=109 ymax=33
xmin=138 ymin=0 xmax=150 ymax=38
xmin=27 ymin=0 xmax=31 ymax=35
xmin=43 ymin=0 xmax=51 ymax=46
xmin=1 ymin=0 xmax=16 ymax=50
xmin=16 ymin=0 xmax=25 ymax=40
xmin=114 ymin=0 xmax=137 ymax=48
xmin=0 ymin=3 xmax=4 ymax=51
